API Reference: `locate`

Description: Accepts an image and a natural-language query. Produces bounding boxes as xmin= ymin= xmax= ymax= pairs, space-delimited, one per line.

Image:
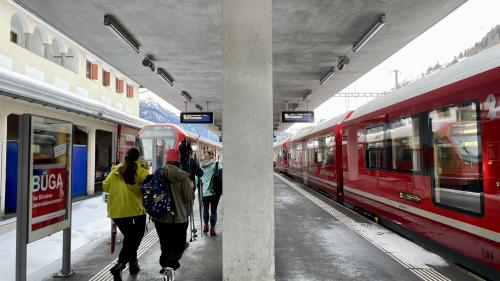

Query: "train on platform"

xmin=274 ymin=45 xmax=500 ymax=279
xmin=138 ymin=124 xmax=222 ymax=170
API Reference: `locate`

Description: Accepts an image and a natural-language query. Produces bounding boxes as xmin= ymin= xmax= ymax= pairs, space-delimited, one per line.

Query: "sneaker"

xmin=210 ymin=225 xmax=216 ymax=236
xmin=162 ymin=267 xmax=175 ymax=281
xmin=129 ymin=259 xmax=140 ymax=275
xmin=203 ymin=224 xmax=209 ymax=233
xmin=109 ymin=262 xmax=126 ymax=281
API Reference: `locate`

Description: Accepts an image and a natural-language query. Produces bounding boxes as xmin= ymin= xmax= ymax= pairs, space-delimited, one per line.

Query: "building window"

xmin=386 ymin=117 xmax=421 ymax=172
xmin=126 ymin=84 xmax=134 ymax=98
xmin=102 ymin=70 xmax=110 ymax=87
xmin=430 ymin=102 xmax=482 ymax=215
xmin=10 ymin=31 xmax=18 ymax=44
xmin=365 ymin=125 xmax=386 ymax=169
xmin=86 ymin=60 xmax=98 ymax=80
xmin=116 ymin=78 xmax=124 ymax=93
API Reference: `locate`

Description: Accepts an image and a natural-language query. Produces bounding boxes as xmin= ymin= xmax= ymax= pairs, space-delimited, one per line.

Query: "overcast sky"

xmin=288 ymin=0 xmax=500 ymax=133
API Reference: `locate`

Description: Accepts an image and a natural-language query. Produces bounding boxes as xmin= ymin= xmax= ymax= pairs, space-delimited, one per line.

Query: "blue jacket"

xmin=198 ymin=160 xmax=222 ymax=197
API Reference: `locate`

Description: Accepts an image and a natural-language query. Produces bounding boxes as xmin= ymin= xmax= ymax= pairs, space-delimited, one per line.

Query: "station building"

xmin=0 ymin=0 xmax=151 ymax=218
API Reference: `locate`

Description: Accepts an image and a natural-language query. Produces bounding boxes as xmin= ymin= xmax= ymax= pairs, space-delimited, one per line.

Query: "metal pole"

xmin=60 ymin=228 xmax=73 ymax=275
xmin=16 ymin=114 xmax=31 ymax=281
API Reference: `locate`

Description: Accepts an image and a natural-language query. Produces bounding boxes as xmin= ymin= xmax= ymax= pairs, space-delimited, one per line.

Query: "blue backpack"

xmin=140 ymin=169 xmax=175 ymax=219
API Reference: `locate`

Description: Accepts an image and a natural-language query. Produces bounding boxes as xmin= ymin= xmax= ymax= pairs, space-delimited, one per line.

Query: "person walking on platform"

xmin=199 ymin=150 xmax=222 ymax=236
xmin=154 ymin=149 xmax=193 ymax=281
xmin=103 ymin=148 xmax=149 ymax=281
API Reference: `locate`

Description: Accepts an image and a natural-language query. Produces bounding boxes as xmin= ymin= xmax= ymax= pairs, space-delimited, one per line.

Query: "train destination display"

xmin=180 ymin=112 xmax=214 ymax=124
xmin=281 ymin=111 xmax=314 ymax=123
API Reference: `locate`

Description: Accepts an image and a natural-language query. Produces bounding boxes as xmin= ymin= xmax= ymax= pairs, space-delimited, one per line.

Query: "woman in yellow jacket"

xmin=103 ymin=148 xmax=149 ymax=281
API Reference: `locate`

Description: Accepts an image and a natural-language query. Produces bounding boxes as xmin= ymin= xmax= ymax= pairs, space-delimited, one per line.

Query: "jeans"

xmin=154 ymin=222 xmax=188 ymax=270
xmin=202 ymin=195 xmax=221 ymax=226
xmin=113 ymin=214 xmax=146 ymax=265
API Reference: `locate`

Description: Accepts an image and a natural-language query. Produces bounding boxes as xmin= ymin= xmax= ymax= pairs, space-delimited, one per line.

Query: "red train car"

xmin=277 ymin=45 xmax=500 ymax=279
xmin=138 ymin=124 xmax=222 ymax=170
xmin=287 ymin=111 xmax=352 ymax=201
xmin=273 ymin=137 xmax=291 ymax=173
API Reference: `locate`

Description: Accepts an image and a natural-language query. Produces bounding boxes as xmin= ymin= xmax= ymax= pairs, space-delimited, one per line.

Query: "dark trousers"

xmin=203 ymin=195 xmax=220 ymax=226
xmin=113 ymin=214 xmax=146 ymax=265
xmin=154 ymin=222 xmax=188 ymax=270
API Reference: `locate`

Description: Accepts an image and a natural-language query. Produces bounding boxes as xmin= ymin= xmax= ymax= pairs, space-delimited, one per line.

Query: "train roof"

xmin=273 ymin=136 xmax=292 ymax=148
xmin=290 ymin=111 xmax=351 ymax=142
xmin=349 ymin=44 xmax=500 ymax=121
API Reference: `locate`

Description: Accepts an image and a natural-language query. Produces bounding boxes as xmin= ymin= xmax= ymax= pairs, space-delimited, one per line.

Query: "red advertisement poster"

xmin=31 ymin=166 xmax=67 ymax=231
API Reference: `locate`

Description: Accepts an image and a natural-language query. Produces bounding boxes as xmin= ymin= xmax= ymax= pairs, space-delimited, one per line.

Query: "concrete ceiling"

xmin=15 ymin=0 xmax=466 ymax=134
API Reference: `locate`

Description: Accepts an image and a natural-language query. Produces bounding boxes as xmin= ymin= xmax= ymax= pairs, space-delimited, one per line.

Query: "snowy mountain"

xmin=139 ymin=93 xmax=220 ymax=143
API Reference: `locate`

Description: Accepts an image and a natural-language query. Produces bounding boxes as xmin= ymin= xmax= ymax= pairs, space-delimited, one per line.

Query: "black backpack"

xmin=211 ymin=162 xmax=223 ymax=195
xmin=140 ymin=169 xmax=175 ymax=219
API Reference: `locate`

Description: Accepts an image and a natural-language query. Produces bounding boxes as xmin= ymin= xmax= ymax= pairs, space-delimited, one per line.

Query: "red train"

xmin=138 ymin=124 xmax=222 ymax=170
xmin=274 ymin=45 xmax=500 ymax=279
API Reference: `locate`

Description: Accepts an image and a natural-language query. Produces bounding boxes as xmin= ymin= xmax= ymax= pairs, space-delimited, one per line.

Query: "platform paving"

xmin=29 ymin=175 xmax=482 ymax=281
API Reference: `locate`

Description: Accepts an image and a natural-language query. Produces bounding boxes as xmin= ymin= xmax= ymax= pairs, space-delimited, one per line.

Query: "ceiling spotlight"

xmin=319 ymin=67 xmax=335 ymax=85
xmin=157 ymin=68 xmax=174 ymax=86
xmin=103 ymin=15 xmax=140 ymax=54
xmin=181 ymin=91 xmax=192 ymax=102
xmin=337 ymin=56 xmax=350 ymax=71
xmin=352 ymin=13 xmax=386 ymax=53
xmin=195 ymin=104 xmax=203 ymax=111
xmin=142 ymin=56 xmax=155 ymax=72
xmin=302 ymin=90 xmax=312 ymax=102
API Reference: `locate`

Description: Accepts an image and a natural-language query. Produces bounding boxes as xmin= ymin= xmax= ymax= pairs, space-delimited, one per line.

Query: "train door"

xmin=302 ymin=142 xmax=308 ymax=185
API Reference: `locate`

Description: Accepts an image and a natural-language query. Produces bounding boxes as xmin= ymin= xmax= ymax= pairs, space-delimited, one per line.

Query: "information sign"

xmin=29 ymin=116 xmax=72 ymax=243
xmin=281 ymin=111 xmax=314 ymax=123
xmin=180 ymin=112 xmax=214 ymax=124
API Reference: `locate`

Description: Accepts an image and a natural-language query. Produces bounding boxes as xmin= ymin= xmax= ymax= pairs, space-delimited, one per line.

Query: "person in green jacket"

xmin=103 ymin=147 xmax=149 ymax=281
xmin=154 ymin=148 xmax=193 ymax=281
xmin=199 ymin=150 xmax=222 ymax=236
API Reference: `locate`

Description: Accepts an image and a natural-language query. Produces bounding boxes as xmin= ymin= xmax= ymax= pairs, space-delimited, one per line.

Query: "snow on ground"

xmin=357 ymin=223 xmax=448 ymax=268
xmin=0 ymin=196 xmax=111 ymax=280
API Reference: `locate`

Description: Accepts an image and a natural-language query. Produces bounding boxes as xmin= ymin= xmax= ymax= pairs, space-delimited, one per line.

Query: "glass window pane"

xmin=366 ymin=125 xmax=386 ymax=169
xmin=387 ymin=117 xmax=421 ymax=172
xmin=430 ymin=102 xmax=482 ymax=214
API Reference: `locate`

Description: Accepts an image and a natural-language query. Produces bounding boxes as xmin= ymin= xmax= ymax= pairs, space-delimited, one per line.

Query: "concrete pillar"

xmin=60 ymin=53 xmax=66 ymax=67
xmin=222 ymin=0 xmax=274 ymax=280
xmin=43 ymin=43 xmax=50 ymax=59
xmin=23 ymin=33 xmax=30 ymax=49
xmin=87 ymin=128 xmax=96 ymax=196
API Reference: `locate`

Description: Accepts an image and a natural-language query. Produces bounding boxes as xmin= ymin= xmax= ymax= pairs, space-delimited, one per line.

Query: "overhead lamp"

xmin=181 ymin=91 xmax=192 ymax=101
xmin=352 ymin=13 xmax=385 ymax=53
xmin=157 ymin=68 xmax=174 ymax=86
xmin=319 ymin=67 xmax=335 ymax=85
xmin=302 ymin=90 xmax=312 ymax=102
xmin=337 ymin=56 xmax=350 ymax=71
xmin=103 ymin=15 xmax=140 ymax=54
xmin=142 ymin=56 xmax=155 ymax=72
xmin=195 ymin=104 xmax=203 ymax=111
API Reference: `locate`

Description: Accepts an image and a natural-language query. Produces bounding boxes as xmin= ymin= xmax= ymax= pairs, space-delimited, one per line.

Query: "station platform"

xmin=27 ymin=174 xmax=482 ymax=281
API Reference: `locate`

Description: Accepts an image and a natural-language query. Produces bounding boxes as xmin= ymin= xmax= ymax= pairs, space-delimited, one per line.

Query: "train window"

xmin=387 ymin=117 xmax=421 ymax=172
xmin=324 ymin=135 xmax=334 ymax=165
xmin=365 ymin=125 xmax=386 ymax=169
xmin=429 ymin=102 xmax=483 ymax=215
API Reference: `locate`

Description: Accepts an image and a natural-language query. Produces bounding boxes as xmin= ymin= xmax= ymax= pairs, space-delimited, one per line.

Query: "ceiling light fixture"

xmin=181 ymin=91 xmax=192 ymax=101
xmin=103 ymin=15 xmax=140 ymax=54
xmin=302 ymin=90 xmax=312 ymax=102
xmin=157 ymin=68 xmax=174 ymax=86
xmin=337 ymin=56 xmax=350 ymax=71
xmin=352 ymin=13 xmax=385 ymax=53
xmin=142 ymin=56 xmax=155 ymax=72
xmin=319 ymin=67 xmax=335 ymax=85
xmin=195 ymin=104 xmax=203 ymax=111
